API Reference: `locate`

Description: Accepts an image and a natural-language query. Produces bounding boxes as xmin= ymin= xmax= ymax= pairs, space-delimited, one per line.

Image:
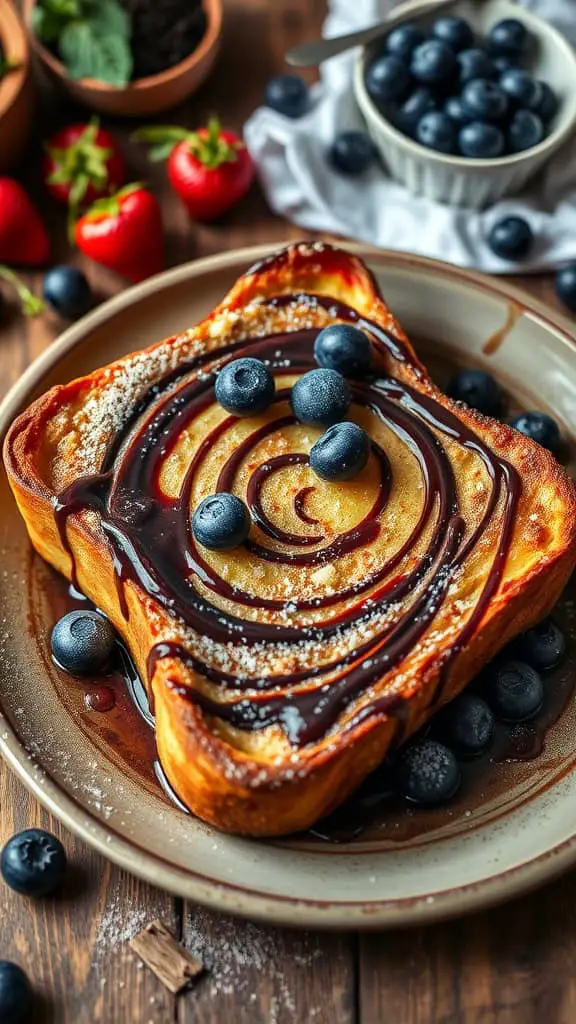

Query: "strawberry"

xmin=43 ymin=119 xmax=126 ymax=216
xmin=0 ymin=178 xmax=51 ymax=266
xmin=74 ymin=184 xmax=163 ymax=283
xmin=133 ymin=117 xmax=255 ymax=221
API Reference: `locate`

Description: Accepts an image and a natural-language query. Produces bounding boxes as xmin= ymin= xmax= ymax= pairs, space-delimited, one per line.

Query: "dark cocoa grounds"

xmin=122 ymin=0 xmax=207 ymax=80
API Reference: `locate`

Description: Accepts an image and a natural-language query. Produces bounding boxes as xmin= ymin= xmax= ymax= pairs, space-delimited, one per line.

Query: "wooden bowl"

xmin=0 ymin=0 xmax=33 ymax=172
xmin=24 ymin=0 xmax=222 ymax=118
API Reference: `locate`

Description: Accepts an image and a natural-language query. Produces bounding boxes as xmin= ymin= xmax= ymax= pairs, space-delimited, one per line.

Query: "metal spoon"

xmin=286 ymin=0 xmax=462 ymax=67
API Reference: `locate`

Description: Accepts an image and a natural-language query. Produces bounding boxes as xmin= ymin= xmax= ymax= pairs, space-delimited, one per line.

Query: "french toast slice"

xmin=4 ymin=242 xmax=576 ymax=837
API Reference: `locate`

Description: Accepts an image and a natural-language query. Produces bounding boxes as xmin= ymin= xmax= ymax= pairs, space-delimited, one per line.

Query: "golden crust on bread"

xmin=5 ymin=242 xmax=576 ymax=836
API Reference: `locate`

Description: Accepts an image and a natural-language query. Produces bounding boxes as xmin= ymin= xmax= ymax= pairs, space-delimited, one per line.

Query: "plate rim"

xmin=1 ymin=240 xmax=576 ymax=930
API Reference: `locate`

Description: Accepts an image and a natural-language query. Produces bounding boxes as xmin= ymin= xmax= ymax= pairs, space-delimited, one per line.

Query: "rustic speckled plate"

xmin=1 ymin=244 xmax=576 ymax=930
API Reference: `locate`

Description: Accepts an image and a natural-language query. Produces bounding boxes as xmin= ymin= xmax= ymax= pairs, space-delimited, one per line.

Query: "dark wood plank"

xmin=180 ymin=905 xmax=356 ymax=1024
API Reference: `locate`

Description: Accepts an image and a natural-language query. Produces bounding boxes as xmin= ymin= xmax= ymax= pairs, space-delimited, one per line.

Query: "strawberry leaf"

xmin=132 ymin=126 xmax=190 ymax=161
xmin=0 ymin=266 xmax=44 ymax=317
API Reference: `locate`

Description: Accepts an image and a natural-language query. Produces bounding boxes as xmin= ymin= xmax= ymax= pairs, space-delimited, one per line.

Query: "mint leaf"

xmin=90 ymin=1 xmax=131 ymax=40
xmin=44 ymin=0 xmax=80 ymax=16
xmin=32 ymin=6 xmax=66 ymax=43
xmin=90 ymin=33 xmax=132 ymax=87
xmin=59 ymin=20 xmax=96 ymax=79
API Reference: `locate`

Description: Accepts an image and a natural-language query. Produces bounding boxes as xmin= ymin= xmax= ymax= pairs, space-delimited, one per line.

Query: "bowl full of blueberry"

xmin=354 ymin=0 xmax=576 ymax=208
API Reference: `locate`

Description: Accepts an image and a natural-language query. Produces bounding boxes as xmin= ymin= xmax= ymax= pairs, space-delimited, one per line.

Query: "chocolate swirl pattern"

xmin=53 ymin=284 xmax=522 ymax=750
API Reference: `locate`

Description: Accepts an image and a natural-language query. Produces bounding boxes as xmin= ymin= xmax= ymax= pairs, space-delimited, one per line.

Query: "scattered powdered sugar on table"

xmin=95 ymin=894 xmax=149 ymax=955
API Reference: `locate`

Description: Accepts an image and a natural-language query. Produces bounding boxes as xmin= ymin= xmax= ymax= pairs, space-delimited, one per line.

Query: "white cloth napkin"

xmin=244 ymin=0 xmax=576 ymax=273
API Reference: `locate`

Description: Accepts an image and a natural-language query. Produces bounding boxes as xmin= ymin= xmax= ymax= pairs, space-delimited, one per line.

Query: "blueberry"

xmin=431 ymin=16 xmax=474 ymax=53
xmin=447 ymin=369 xmax=502 ymax=416
xmin=499 ymin=69 xmax=541 ymax=110
xmin=458 ymin=121 xmax=505 ymax=158
xmin=385 ymin=23 xmax=425 ymax=59
xmin=510 ymin=411 xmax=561 ymax=453
xmin=1 ymin=828 xmax=66 ymax=896
xmin=484 ymin=659 xmax=544 ymax=722
xmin=518 ymin=618 xmax=566 ymax=672
xmin=392 ymin=87 xmax=436 ymax=135
xmin=329 ymin=131 xmax=376 ymax=175
xmin=0 ymin=962 xmax=32 ymax=1024
xmin=309 ymin=421 xmax=370 ymax=482
xmin=215 ymin=357 xmax=275 ymax=416
xmin=444 ymin=95 xmax=472 ymax=127
xmin=365 ymin=54 xmax=411 ymax=105
xmin=43 ymin=266 xmax=92 ymax=319
xmin=556 ymin=263 xmax=576 ymax=312
xmin=488 ymin=18 xmax=529 ymax=58
xmin=416 ymin=110 xmax=457 ymax=153
xmin=492 ymin=55 xmax=519 ymax=74
xmin=264 ymin=74 xmax=309 ymax=118
xmin=192 ymin=493 xmax=250 ymax=551
xmin=395 ymin=739 xmax=461 ymax=805
xmin=507 ymin=109 xmax=544 ymax=152
xmin=532 ymin=81 xmax=558 ymax=122
xmin=457 ymin=48 xmax=496 ymax=86
xmin=438 ymin=694 xmax=495 ymax=757
xmin=313 ymin=323 xmax=371 ymax=376
xmin=51 ymin=610 xmax=116 ymax=675
xmin=487 ymin=216 xmax=533 ymax=260
xmin=461 ymin=78 xmax=508 ymax=121
xmin=410 ymin=39 xmax=457 ymax=85
xmin=290 ymin=368 xmax=350 ymax=427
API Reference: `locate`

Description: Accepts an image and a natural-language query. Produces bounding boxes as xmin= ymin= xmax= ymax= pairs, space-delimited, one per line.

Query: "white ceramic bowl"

xmin=354 ymin=0 xmax=576 ymax=208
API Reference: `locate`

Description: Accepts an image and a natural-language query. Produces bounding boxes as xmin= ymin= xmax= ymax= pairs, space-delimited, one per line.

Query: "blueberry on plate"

xmin=507 ymin=109 xmax=544 ymax=152
xmin=215 ymin=357 xmax=275 ymax=415
xmin=457 ymin=48 xmax=496 ymax=86
xmin=556 ymin=263 xmax=576 ymax=312
xmin=43 ymin=266 xmax=92 ymax=319
xmin=392 ymin=87 xmax=437 ymax=136
xmin=461 ymin=78 xmax=508 ymax=121
xmin=509 ymin=411 xmax=561 ymax=453
xmin=0 ymin=961 xmax=32 ymax=1024
xmin=416 ymin=110 xmax=457 ymax=154
xmin=438 ymin=694 xmax=495 ymax=758
xmin=444 ymin=95 xmax=472 ymax=127
xmin=517 ymin=618 xmax=566 ymax=672
xmin=484 ymin=659 xmax=544 ymax=722
xmin=329 ymin=131 xmax=376 ymax=175
xmin=431 ymin=15 xmax=474 ymax=53
xmin=395 ymin=739 xmax=461 ymax=805
xmin=1 ymin=828 xmax=67 ymax=896
xmin=499 ymin=68 xmax=541 ymax=110
xmin=410 ymin=39 xmax=457 ymax=85
xmin=264 ymin=74 xmax=309 ymax=118
xmin=385 ymin=22 xmax=425 ymax=59
xmin=309 ymin=421 xmax=370 ymax=482
xmin=458 ymin=120 xmax=505 ymax=158
xmin=447 ymin=368 xmax=502 ymax=416
xmin=365 ymin=54 xmax=411 ymax=105
xmin=314 ymin=323 xmax=372 ymax=376
xmin=487 ymin=18 xmax=529 ymax=58
xmin=487 ymin=215 xmax=533 ymax=260
xmin=290 ymin=368 xmax=350 ymax=427
xmin=192 ymin=493 xmax=250 ymax=551
xmin=51 ymin=610 xmax=116 ymax=675
xmin=532 ymin=81 xmax=558 ymax=122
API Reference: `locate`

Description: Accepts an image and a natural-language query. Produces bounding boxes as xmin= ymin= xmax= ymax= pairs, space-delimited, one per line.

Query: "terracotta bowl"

xmin=24 ymin=0 xmax=222 ymax=118
xmin=0 ymin=0 xmax=34 ymax=172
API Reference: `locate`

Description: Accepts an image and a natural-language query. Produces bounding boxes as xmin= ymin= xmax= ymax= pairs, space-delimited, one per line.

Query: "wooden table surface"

xmin=0 ymin=2 xmax=574 ymax=1022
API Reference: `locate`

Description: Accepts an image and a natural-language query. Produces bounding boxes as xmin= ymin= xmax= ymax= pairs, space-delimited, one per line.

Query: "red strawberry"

xmin=44 ymin=119 xmax=126 ymax=213
xmin=0 ymin=178 xmax=51 ymax=266
xmin=74 ymin=184 xmax=163 ymax=283
xmin=133 ymin=117 xmax=255 ymax=221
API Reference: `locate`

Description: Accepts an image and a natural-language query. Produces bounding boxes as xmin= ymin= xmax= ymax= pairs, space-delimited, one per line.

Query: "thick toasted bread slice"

xmin=5 ymin=243 xmax=576 ymax=836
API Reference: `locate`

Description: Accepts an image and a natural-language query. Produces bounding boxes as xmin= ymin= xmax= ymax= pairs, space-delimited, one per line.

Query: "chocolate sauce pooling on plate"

xmin=52 ymin=256 xmax=521 ymax=748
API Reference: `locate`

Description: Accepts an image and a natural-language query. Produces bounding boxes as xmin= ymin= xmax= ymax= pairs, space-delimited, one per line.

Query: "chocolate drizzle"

xmin=52 ymin=270 xmax=521 ymax=748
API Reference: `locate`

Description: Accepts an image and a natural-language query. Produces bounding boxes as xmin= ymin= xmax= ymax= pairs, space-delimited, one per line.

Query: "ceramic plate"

xmin=1 ymin=244 xmax=576 ymax=930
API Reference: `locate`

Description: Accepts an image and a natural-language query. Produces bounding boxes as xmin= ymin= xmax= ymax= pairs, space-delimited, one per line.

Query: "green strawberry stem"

xmin=0 ymin=267 xmax=44 ymax=317
xmin=81 ymin=182 xmax=145 ymax=223
xmin=132 ymin=117 xmax=242 ymax=169
xmin=46 ymin=117 xmax=113 ymax=212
